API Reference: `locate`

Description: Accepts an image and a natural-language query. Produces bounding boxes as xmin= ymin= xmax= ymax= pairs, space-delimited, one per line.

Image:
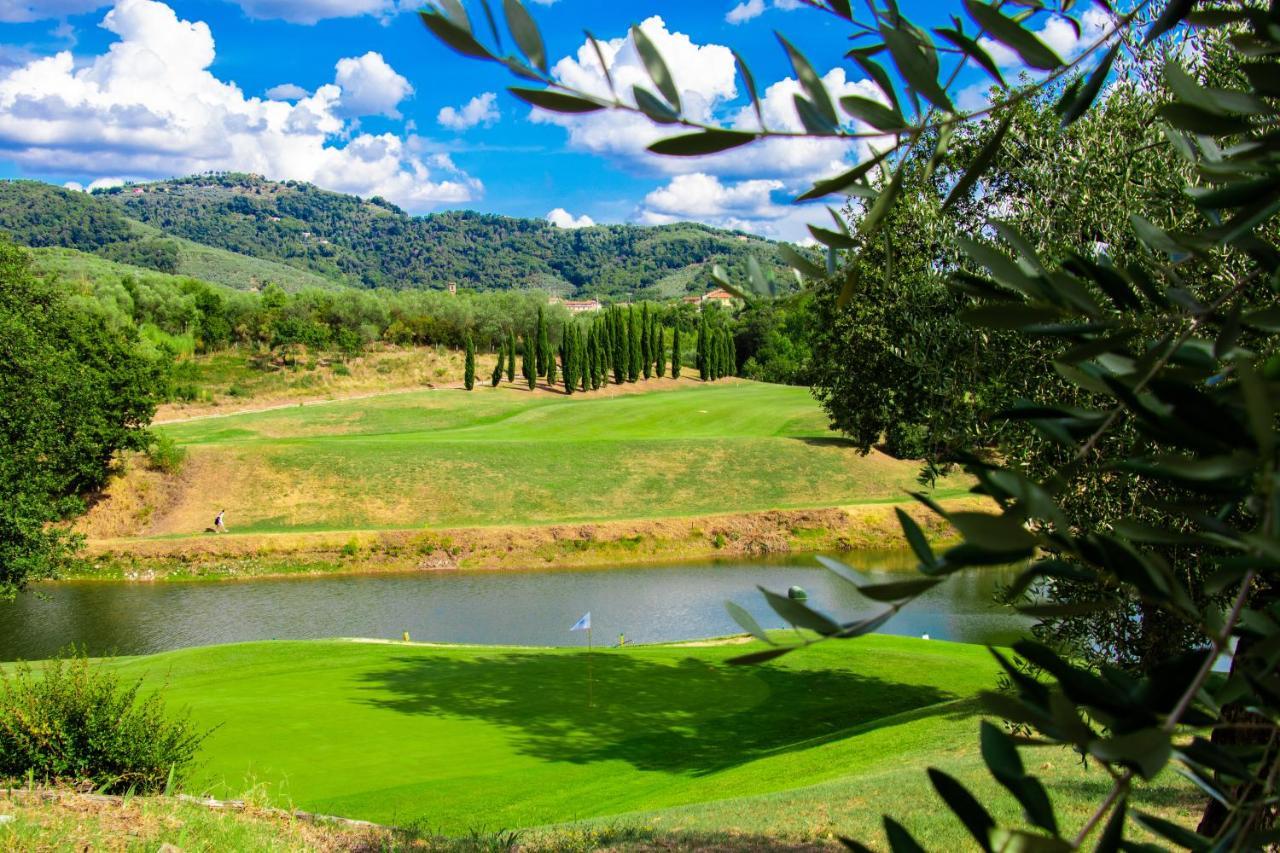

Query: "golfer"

xmin=214 ymin=509 xmax=226 ymax=533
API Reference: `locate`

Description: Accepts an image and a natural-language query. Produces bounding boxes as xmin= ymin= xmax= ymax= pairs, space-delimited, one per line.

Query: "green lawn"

xmin=107 ymin=637 xmax=1195 ymax=847
xmin=152 ymin=382 xmax=969 ymax=535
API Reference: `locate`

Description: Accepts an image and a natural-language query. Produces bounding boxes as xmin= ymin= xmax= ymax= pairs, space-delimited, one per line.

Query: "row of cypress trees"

xmin=467 ymin=302 xmax=735 ymax=392
xmin=695 ymin=314 xmax=736 ymax=382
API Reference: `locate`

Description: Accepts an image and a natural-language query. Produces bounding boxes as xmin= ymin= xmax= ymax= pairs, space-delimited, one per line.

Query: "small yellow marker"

xmin=402 ymin=631 xmax=411 ymax=642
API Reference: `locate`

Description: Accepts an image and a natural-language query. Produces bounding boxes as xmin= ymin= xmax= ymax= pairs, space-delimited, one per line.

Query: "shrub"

xmin=144 ymin=433 xmax=185 ymax=474
xmin=332 ymin=363 xmax=351 ymax=377
xmin=0 ymin=651 xmax=206 ymax=792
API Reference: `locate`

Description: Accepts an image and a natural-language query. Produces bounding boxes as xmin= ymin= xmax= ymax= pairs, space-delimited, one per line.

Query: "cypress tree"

xmin=595 ymin=321 xmax=605 ymax=389
xmin=561 ymin=335 xmax=573 ymax=395
xmin=612 ymin=308 xmax=625 ymax=384
xmin=655 ymin=325 xmax=665 ymax=378
xmin=640 ymin=303 xmax=652 ymax=379
xmin=506 ymin=330 xmax=516 ymax=381
xmin=706 ymin=328 xmax=717 ymax=381
xmin=671 ymin=325 xmax=682 ymax=379
xmin=490 ymin=346 xmax=503 ymax=387
xmin=522 ymin=334 xmax=535 ymax=390
xmin=596 ymin=320 xmax=606 ymax=388
xmin=463 ymin=334 xmax=476 ymax=390
xmin=697 ymin=316 xmax=709 ymax=381
xmin=536 ymin=306 xmax=549 ymax=377
xmin=586 ymin=326 xmax=599 ymax=390
xmin=649 ymin=313 xmax=659 ymax=376
xmin=576 ymin=326 xmax=587 ymax=392
xmin=568 ymin=326 xmax=579 ymax=392
xmin=611 ymin=307 xmax=627 ymax=384
xmin=628 ymin=306 xmax=641 ymax=382
xmin=724 ymin=330 xmax=736 ymax=377
xmin=547 ymin=331 xmax=558 ymax=387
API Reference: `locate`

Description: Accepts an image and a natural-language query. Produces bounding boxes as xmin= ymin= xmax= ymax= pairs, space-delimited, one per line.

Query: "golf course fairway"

xmin=113 ymin=635 xmax=1000 ymax=831
xmin=104 ymin=381 xmax=970 ymax=538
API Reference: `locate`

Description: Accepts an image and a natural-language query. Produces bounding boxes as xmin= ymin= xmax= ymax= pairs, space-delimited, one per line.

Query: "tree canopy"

xmin=0 ymin=240 xmax=162 ymax=596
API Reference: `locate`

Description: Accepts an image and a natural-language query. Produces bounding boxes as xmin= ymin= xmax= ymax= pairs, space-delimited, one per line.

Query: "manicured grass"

xmin=102 ymin=636 xmax=1193 ymax=846
xmin=111 ymin=636 xmax=1001 ymax=830
xmin=148 ymin=382 xmax=968 ymax=536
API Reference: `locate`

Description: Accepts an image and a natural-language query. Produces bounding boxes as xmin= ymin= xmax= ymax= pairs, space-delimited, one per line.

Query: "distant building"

xmin=680 ymin=289 xmax=741 ymax=310
xmin=563 ymin=299 xmax=602 ymax=314
xmin=448 ymin=283 xmax=457 ymax=295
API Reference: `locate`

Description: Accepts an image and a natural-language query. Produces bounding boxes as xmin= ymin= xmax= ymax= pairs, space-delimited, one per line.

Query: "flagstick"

xmin=587 ymin=624 xmax=594 ymax=708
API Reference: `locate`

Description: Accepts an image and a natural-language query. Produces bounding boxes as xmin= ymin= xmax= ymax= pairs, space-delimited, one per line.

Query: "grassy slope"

xmin=32 ymin=240 xmax=340 ymax=294
xmin=32 ymin=246 xmax=198 ymax=290
xmin=128 ymin=218 xmax=342 ymax=291
xmin=146 ymin=381 xmax=968 ymax=536
xmin=157 ymin=346 xmax=478 ymax=417
xmin=104 ymin=637 xmax=1193 ymax=846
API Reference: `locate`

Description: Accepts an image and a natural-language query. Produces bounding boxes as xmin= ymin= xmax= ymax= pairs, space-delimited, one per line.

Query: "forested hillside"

xmin=0 ymin=175 xmax=792 ymax=298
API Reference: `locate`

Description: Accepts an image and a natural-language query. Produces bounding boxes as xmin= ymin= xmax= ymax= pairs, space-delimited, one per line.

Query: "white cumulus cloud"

xmin=437 ymin=92 xmax=499 ymax=131
xmin=637 ymin=172 xmax=823 ymax=242
xmin=229 ymin=0 xmax=396 ymax=24
xmin=979 ymin=9 xmax=1113 ymax=71
xmin=0 ymin=0 xmax=480 ymax=211
xmin=0 ymin=0 xmax=106 ymax=22
xmin=530 ymin=18 xmax=895 ymax=239
xmin=546 ymin=208 xmax=594 ymax=229
xmin=533 ymin=16 xmax=737 ymax=163
xmin=725 ymin=0 xmax=804 ymax=24
xmin=265 ymin=82 xmax=308 ymax=100
xmin=334 ymin=51 xmax=412 ymax=119
xmin=64 ymin=176 xmax=126 ymax=191
xmin=642 ymin=173 xmax=782 ymax=219
xmin=536 ymin=19 xmax=888 ymax=184
xmin=725 ymin=0 xmax=765 ymax=24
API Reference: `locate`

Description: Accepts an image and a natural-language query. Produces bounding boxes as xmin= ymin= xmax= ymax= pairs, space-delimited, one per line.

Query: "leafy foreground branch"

xmin=421 ymin=0 xmax=1280 ymax=848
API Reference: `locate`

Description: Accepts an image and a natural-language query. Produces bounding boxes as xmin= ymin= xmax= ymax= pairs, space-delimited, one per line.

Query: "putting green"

xmin=140 ymin=382 xmax=969 ymax=536
xmin=116 ymin=636 xmax=998 ymax=831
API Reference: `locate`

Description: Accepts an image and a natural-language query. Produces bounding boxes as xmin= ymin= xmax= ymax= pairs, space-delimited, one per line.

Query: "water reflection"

xmin=0 ymin=550 xmax=1031 ymax=660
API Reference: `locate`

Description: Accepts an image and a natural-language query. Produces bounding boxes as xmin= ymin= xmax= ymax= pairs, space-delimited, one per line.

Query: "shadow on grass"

xmin=357 ymin=652 xmax=957 ymax=775
xmin=790 ymin=436 xmax=863 ymax=449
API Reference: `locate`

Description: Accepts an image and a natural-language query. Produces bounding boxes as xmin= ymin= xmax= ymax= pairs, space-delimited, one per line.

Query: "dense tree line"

xmin=43 ymin=253 xmax=777 ymax=395
xmin=481 ymin=301 xmax=738 ymax=395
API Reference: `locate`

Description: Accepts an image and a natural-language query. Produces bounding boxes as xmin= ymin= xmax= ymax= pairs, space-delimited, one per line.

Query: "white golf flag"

xmin=570 ymin=612 xmax=591 ymax=632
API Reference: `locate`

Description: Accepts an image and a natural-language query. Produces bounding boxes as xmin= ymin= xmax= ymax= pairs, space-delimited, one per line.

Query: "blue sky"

xmin=0 ymin=0 xmax=1106 ymax=240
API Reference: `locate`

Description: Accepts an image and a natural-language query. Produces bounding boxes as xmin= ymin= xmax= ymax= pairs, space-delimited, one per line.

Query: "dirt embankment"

xmin=77 ymin=498 xmax=988 ymax=582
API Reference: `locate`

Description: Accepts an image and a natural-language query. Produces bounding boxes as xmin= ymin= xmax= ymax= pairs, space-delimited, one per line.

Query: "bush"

xmin=144 ymin=433 xmax=185 ymax=474
xmin=0 ymin=651 xmax=206 ymax=792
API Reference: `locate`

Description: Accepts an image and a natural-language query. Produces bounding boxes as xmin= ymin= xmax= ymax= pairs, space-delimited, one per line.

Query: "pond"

xmin=0 ymin=550 xmax=1032 ymax=660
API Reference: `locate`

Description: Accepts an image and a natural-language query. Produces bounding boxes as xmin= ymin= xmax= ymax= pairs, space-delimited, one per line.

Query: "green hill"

xmin=128 ymin=382 xmax=969 ymax=537
xmin=104 ymin=173 xmax=790 ymax=296
xmin=0 ymin=182 xmax=340 ymax=292
xmin=0 ymin=176 xmax=796 ymax=298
